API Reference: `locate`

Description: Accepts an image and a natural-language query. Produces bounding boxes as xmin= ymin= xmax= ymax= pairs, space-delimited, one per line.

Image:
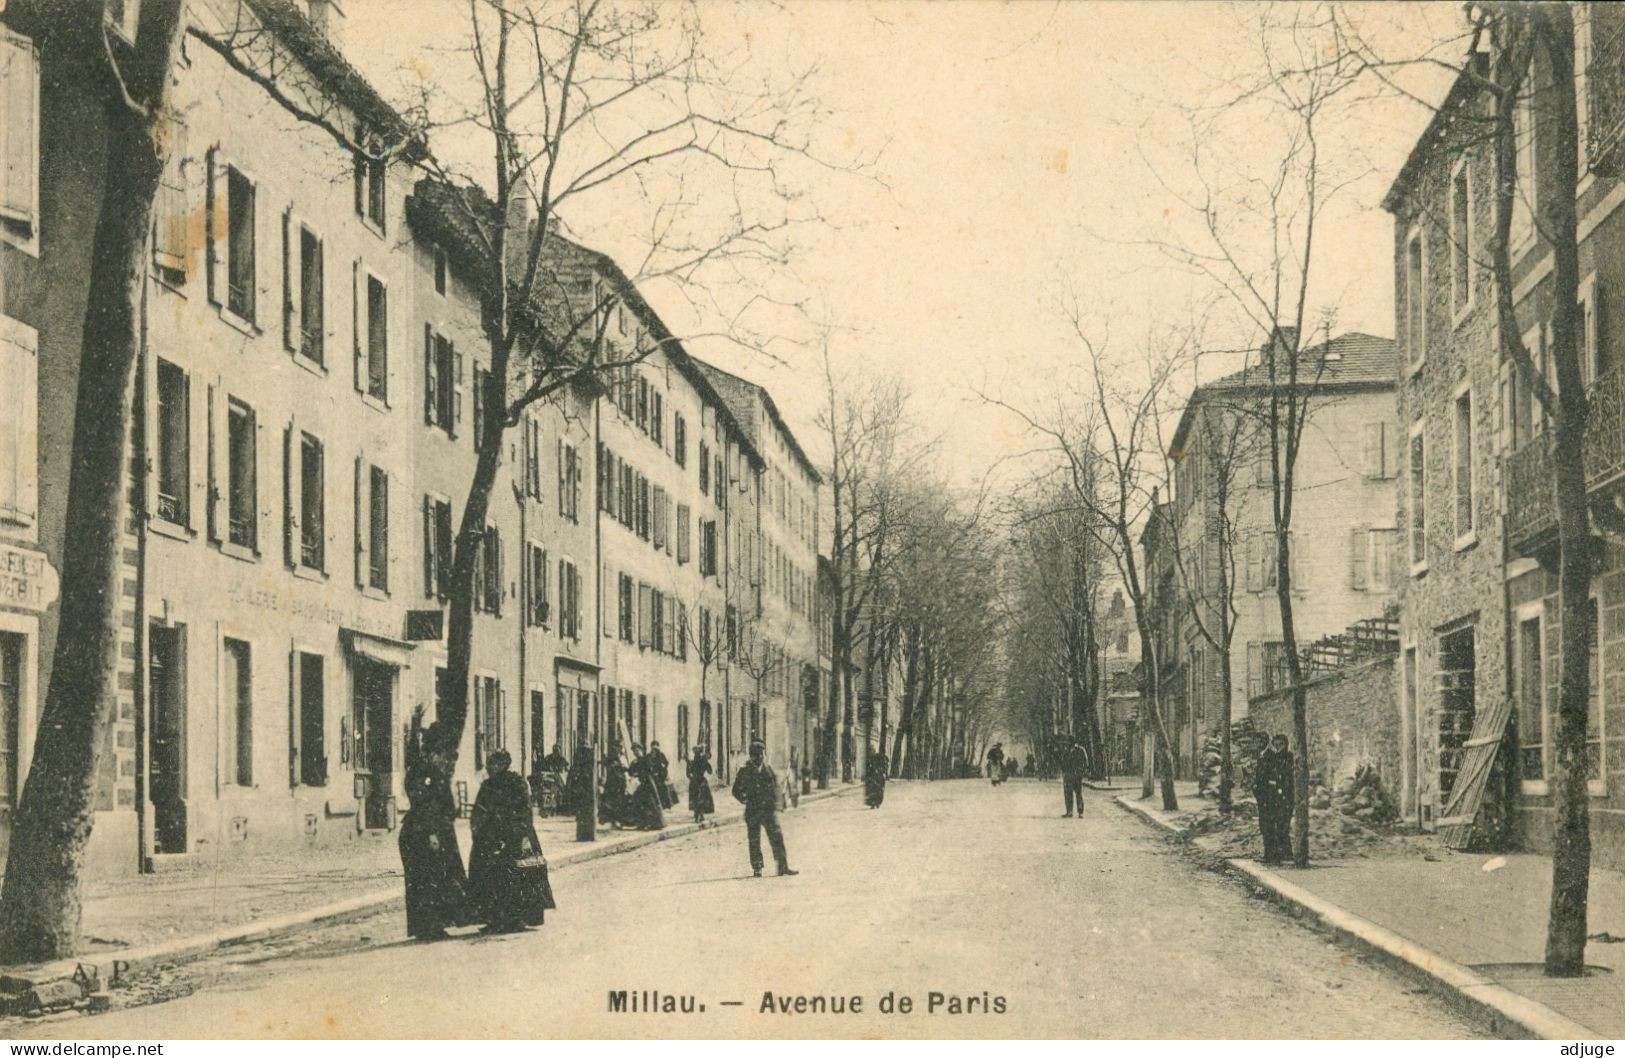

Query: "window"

xmin=1 ymin=28 xmax=40 ymax=251
xmin=225 ymin=165 xmax=257 ymax=322
xmin=524 ymin=418 xmax=542 ymax=500
xmin=366 ymin=464 xmax=388 ymax=591
xmin=363 ymin=274 xmax=387 ymax=401
xmin=677 ymin=704 xmax=690 ymax=761
xmin=353 ymin=139 xmax=385 ymax=231
xmin=1408 ymin=421 xmax=1426 ymax=572
xmin=474 ymin=525 xmax=503 ymax=614
xmin=676 ymin=503 xmax=691 ymax=564
xmin=473 ymin=365 xmax=488 ymax=445
xmin=1515 ymin=610 xmax=1544 ymax=786
xmin=294 ymin=651 xmax=327 ymax=786
xmin=526 ymin=543 xmax=549 ymax=626
xmin=1512 ymin=88 xmax=1536 ymax=250
xmin=1363 ymin=421 xmax=1394 ymax=479
xmin=294 ymin=226 xmax=325 ymax=362
xmin=1405 ymin=227 xmax=1425 ymax=370
xmin=618 ymin=573 xmax=634 ymax=642
xmin=1586 ymin=598 xmax=1605 ymax=792
xmin=638 ymin=582 xmax=653 ymax=649
xmin=700 ymin=519 xmax=718 ymax=577
xmin=1450 ymin=160 xmax=1472 ymax=319
xmin=675 ymin=414 xmax=687 ymax=467
xmin=636 ymin=378 xmax=649 ymax=433
xmin=1349 ymin=527 xmax=1398 ymax=592
xmin=226 ymin=400 xmax=257 ymax=549
xmin=699 ymin=442 xmax=710 ymax=494
xmin=0 ymin=317 xmax=38 ymax=527
xmin=677 ymin=603 xmax=688 ymax=662
xmin=473 ymin=675 xmax=502 ymax=768
xmin=223 ymin=637 xmax=252 ymax=787
xmin=424 ymin=330 xmax=458 ymax=434
xmin=650 ymin=589 xmax=665 ymax=653
xmin=653 ymin=486 xmax=668 ymax=551
xmin=156 ymin=359 xmax=190 ymax=526
xmin=1452 ymin=389 xmax=1474 ymax=544
xmin=433 ymin=247 xmax=447 ymax=295
xmin=423 ymin=495 xmax=452 ymax=599
xmin=558 ymin=559 xmax=581 ymax=639
xmin=1246 ymin=640 xmax=1288 ymax=698
xmin=1578 ymin=275 xmax=1610 ymax=389
xmin=298 ymin=434 xmax=324 ymax=570
xmin=651 ymin=391 xmax=664 ymax=447
xmin=558 ymin=443 xmax=581 ymax=523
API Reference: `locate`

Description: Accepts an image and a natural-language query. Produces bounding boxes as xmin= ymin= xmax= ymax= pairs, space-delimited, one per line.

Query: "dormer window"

xmin=353 ymin=133 xmax=385 ymax=232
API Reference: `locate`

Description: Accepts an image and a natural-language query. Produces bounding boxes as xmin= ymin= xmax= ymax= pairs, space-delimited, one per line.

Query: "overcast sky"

xmin=344 ymin=0 xmax=1464 ymax=491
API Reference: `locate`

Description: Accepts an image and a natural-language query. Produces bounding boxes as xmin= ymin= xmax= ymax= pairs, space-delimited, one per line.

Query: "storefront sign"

xmin=0 ymin=543 xmax=59 ymax=613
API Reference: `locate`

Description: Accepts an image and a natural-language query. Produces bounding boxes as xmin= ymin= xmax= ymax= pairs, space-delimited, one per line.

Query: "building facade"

xmin=1386 ymin=8 xmax=1624 ymax=868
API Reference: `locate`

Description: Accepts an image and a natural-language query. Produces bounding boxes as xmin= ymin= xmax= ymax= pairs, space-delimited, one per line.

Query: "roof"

xmin=1168 ymin=331 xmax=1397 ymax=454
xmin=405 ymin=176 xmax=763 ymax=469
xmin=238 ymin=0 xmax=425 ymax=158
xmin=692 ymin=361 xmax=822 ymax=484
xmin=1383 ymin=51 xmax=1488 ymax=214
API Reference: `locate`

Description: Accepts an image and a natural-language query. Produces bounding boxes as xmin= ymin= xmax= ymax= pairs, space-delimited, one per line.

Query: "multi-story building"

xmin=1151 ymin=332 xmax=1401 ymax=777
xmin=696 ymin=364 xmax=822 ymax=778
xmin=1386 ymin=10 xmax=1623 ymax=867
xmin=0 ymin=0 xmax=826 ymax=873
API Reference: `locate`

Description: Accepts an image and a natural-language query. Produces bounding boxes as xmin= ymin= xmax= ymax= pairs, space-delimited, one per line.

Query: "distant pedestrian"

xmin=1061 ymin=740 xmax=1088 ymax=818
xmin=1254 ymin=734 xmax=1294 ymax=864
xmin=865 ymin=750 xmax=888 ymax=808
xmin=398 ymin=718 xmax=467 ymax=941
xmin=468 ymin=749 xmax=555 ymax=934
xmin=687 ymin=744 xmax=715 ymax=823
xmin=601 ymin=746 xmax=629 ymax=827
xmin=732 ymin=738 xmax=798 ymax=878
xmin=987 ymin=742 xmax=1005 ymax=785
xmin=648 ymin=740 xmax=674 ymax=809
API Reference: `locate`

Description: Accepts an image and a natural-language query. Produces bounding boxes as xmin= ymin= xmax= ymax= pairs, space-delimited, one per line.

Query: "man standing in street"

xmin=1254 ymin=733 xmax=1294 ymax=865
xmin=732 ymin=739 xmax=798 ymax=878
xmin=1061 ymin=739 xmax=1088 ymax=818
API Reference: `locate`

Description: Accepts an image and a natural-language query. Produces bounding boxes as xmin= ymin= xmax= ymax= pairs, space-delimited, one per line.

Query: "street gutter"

xmin=1110 ymin=793 xmax=1602 ymax=1042
xmin=0 ymin=784 xmax=861 ymax=1002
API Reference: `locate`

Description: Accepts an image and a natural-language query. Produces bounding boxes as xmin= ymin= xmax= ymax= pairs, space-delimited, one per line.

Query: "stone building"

xmin=1385 ymin=11 xmax=1623 ymax=867
xmin=1150 ymin=332 xmax=1401 ymax=779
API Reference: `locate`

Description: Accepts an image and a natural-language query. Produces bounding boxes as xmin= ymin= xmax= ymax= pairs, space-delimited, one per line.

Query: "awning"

xmin=342 ymin=627 xmax=417 ymax=668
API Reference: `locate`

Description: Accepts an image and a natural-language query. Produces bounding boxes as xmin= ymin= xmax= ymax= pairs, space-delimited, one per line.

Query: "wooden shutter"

xmin=452 ymin=348 xmax=465 ymax=436
xmin=351 ymin=261 xmax=365 ymax=391
xmin=206 ymin=148 xmax=228 ymax=297
xmin=0 ymin=318 xmax=37 ymax=526
xmin=424 ymin=326 xmax=437 ymax=424
xmin=353 ymin=456 xmax=368 ymax=587
xmin=0 ymin=29 xmax=38 ymax=229
xmin=283 ymin=210 xmax=301 ymax=352
xmin=1247 ymin=641 xmax=1262 ymax=699
xmin=422 ymin=495 xmax=436 ymax=597
xmin=206 ymin=378 xmax=227 ymax=542
xmin=1350 ymin=528 xmax=1369 ymax=590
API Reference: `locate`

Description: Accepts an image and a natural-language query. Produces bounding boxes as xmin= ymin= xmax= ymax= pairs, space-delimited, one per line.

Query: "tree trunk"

xmin=1217 ymin=647 xmax=1234 ymax=814
xmin=1275 ymin=533 xmax=1310 ymax=869
xmin=0 ymin=2 xmax=184 ymax=962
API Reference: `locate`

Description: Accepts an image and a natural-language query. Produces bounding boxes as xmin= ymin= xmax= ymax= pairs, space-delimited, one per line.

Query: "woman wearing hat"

xmin=687 ymin=743 xmax=716 ymax=823
xmin=468 ymin=748 xmax=555 ymax=933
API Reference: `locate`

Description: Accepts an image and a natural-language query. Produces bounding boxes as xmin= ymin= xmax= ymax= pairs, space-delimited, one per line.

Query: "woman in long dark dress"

xmin=687 ymin=745 xmax=715 ymax=823
xmin=865 ymin=750 xmax=888 ymax=809
xmin=398 ymin=721 xmax=468 ymax=940
xmin=601 ymin=747 xmax=629 ymax=827
xmin=626 ymin=743 xmax=667 ymax=830
xmin=468 ymin=749 xmax=555 ymax=933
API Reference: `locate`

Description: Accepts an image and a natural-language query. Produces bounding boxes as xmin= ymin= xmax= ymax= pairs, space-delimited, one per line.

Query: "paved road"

xmin=16 ymin=781 xmax=1487 ymax=1039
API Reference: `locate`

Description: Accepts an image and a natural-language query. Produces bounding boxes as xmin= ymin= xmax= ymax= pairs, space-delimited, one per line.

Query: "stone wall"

xmin=1248 ymin=657 xmax=1400 ymax=802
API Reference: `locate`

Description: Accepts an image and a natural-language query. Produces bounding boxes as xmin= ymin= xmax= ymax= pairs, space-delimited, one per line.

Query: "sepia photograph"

xmin=0 ymin=0 xmax=1620 ymax=1043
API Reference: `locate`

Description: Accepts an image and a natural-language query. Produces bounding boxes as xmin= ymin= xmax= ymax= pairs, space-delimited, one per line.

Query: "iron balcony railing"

xmin=1505 ymin=364 xmax=1625 ymax=550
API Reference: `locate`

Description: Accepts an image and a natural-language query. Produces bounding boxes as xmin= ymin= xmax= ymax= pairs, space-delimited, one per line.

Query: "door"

xmin=149 ymin=624 xmax=187 ymax=853
xmin=352 ymin=656 xmax=395 ymax=829
xmin=0 ymin=633 xmax=23 ymax=844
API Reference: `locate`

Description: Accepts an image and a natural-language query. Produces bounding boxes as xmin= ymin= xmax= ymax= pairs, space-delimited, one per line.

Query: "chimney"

xmin=307 ymin=0 xmax=346 ymax=48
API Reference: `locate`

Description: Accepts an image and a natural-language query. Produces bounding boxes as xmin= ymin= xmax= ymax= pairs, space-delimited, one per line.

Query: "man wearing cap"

xmin=732 ymin=738 xmax=798 ymax=878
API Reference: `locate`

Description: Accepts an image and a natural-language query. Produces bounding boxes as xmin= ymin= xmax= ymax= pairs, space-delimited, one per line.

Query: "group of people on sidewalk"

xmin=398 ymin=714 xmax=556 ymax=942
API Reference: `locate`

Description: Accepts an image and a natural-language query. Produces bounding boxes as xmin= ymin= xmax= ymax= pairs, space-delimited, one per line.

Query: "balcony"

xmin=1589 ymin=7 xmax=1625 ymax=176
xmin=1505 ymin=365 xmax=1625 ymax=554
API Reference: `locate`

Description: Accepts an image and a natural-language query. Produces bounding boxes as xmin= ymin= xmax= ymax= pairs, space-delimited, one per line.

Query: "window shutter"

xmin=423 ymin=326 xmax=437 ymax=424
xmin=283 ymin=210 xmax=301 ymax=352
xmin=473 ymin=678 xmax=485 ymax=770
xmin=0 ymin=320 xmax=37 ymax=526
xmin=1350 ymin=528 xmax=1369 ymax=590
xmin=354 ymin=456 xmax=368 ymax=587
xmin=183 ymin=371 xmax=201 ymax=530
xmin=152 ymin=113 xmax=189 ymax=271
xmin=282 ymin=425 xmax=295 ymax=568
xmin=351 ymin=261 xmax=365 ymax=392
xmin=452 ymin=348 xmax=464 ymax=435
xmin=0 ymin=29 xmax=39 ymax=229
xmin=1244 ymin=532 xmax=1260 ymax=592
xmin=493 ymin=527 xmax=504 ymax=617
xmin=203 ymin=146 xmax=225 ymax=301
xmin=1247 ymin=641 xmax=1262 ymax=698
xmin=423 ymin=495 xmax=436 ymax=597
xmin=206 ymin=378 xmax=226 ymax=542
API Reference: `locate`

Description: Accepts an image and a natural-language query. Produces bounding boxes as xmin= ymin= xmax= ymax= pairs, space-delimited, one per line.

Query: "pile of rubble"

xmin=1195 ymin=717 xmax=1270 ymax=799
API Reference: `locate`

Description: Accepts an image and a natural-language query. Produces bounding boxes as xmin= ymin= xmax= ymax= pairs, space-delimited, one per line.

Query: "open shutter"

xmin=153 ymin=113 xmax=189 ymax=271
xmin=282 ymin=425 xmax=295 ymax=567
xmin=288 ymin=646 xmax=301 ymax=786
xmin=1350 ymin=528 xmax=1369 ymax=590
xmin=0 ymin=29 xmax=39 ymax=229
xmin=0 ymin=320 xmax=37 ymax=526
xmin=473 ymin=678 xmax=485 ymax=770
xmin=352 ymin=261 xmax=365 ymax=391
xmin=452 ymin=348 xmax=464 ymax=436
xmin=423 ymin=325 xmax=436 ymax=424
xmin=556 ymin=438 xmax=566 ymax=517
xmin=422 ymin=495 xmax=436 ymax=597
xmin=183 ymin=371 xmax=201 ymax=530
xmin=206 ymin=378 xmax=227 ymax=542
xmin=353 ymin=457 xmax=367 ymax=587
xmin=283 ymin=209 xmax=302 ymax=353
xmin=1247 ymin=641 xmax=1263 ymax=699
xmin=1243 ymin=532 xmax=1259 ymax=591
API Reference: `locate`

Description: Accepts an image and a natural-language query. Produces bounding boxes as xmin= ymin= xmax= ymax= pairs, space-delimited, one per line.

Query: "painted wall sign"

xmin=0 ymin=543 xmax=59 ymax=613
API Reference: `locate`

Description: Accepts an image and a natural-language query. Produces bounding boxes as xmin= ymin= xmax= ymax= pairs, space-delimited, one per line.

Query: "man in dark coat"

xmin=732 ymin=739 xmax=798 ymax=878
xmin=987 ymin=742 xmax=1005 ymax=785
xmin=1254 ymin=733 xmax=1295 ymax=864
xmin=1061 ymin=739 xmax=1088 ymax=818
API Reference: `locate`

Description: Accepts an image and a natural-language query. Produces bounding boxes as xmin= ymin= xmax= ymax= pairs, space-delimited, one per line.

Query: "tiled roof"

xmin=692 ymin=361 xmax=822 ymax=483
xmin=1200 ymin=331 xmax=1398 ymax=392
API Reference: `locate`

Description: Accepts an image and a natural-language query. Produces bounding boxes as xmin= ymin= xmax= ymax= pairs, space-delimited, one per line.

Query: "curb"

xmin=1109 ymin=794 xmax=1602 ymax=1041
xmin=4 ymin=783 xmax=859 ymax=999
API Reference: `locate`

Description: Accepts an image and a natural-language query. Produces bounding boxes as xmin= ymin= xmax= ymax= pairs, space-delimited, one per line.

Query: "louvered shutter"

xmin=206 ymin=378 xmax=227 ymax=542
xmin=1350 ymin=528 xmax=1369 ymax=590
xmin=0 ymin=29 xmax=39 ymax=230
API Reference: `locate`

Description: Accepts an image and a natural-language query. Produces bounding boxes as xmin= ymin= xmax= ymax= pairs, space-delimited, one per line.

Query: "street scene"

xmin=1 ymin=0 xmax=1624 ymax=1044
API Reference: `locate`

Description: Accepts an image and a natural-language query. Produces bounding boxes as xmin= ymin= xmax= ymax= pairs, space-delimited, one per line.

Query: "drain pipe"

xmin=133 ymin=272 xmax=152 ymax=874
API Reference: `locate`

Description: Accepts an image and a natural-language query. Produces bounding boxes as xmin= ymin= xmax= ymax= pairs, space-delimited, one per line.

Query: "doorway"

xmin=351 ymin=655 xmax=395 ymax=829
xmin=1438 ymin=626 xmax=1476 ymax=804
xmin=148 ymin=623 xmax=187 ymax=854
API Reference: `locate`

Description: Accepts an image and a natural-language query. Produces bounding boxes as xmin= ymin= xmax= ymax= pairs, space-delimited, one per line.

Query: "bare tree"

xmin=0 ymin=0 xmax=189 ymax=964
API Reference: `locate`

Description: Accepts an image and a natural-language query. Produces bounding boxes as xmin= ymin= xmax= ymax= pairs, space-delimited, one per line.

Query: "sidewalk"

xmin=1113 ymin=791 xmax=1624 ymax=1040
xmin=0 ymin=782 xmax=859 ymax=1001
